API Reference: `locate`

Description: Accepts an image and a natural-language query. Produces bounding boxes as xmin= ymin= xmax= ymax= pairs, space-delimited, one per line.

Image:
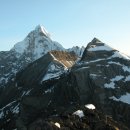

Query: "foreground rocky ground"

xmin=2 ymin=104 xmax=129 ymax=130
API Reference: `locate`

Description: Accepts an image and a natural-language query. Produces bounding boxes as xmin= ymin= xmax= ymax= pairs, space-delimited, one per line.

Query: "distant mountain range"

xmin=0 ymin=25 xmax=130 ymax=130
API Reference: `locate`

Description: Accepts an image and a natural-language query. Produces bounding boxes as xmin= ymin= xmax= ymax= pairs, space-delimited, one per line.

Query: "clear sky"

xmin=0 ymin=0 xmax=130 ymax=55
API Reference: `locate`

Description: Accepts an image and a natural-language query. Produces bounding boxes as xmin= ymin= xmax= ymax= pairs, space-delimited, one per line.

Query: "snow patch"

xmin=42 ymin=72 xmax=62 ymax=81
xmin=111 ymin=51 xmax=130 ymax=60
xmin=85 ymin=104 xmax=96 ymax=110
xmin=108 ymin=61 xmax=122 ymax=66
xmin=88 ymin=44 xmax=113 ymax=51
xmin=125 ymin=75 xmax=130 ymax=81
xmin=104 ymin=75 xmax=124 ymax=89
xmin=104 ymin=82 xmax=115 ymax=89
xmin=110 ymin=93 xmax=130 ymax=104
xmin=122 ymin=66 xmax=130 ymax=72
xmin=73 ymin=110 xmax=84 ymax=118
xmin=41 ymin=62 xmax=67 ymax=82
xmin=76 ymin=66 xmax=89 ymax=71
xmin=55 ymin=122 xmax=61 ymax=128
xmin=90 ymin=74 xmax=101 ymax=79
xmin=90 ymin=74 xmax=98 ymax=77
xmin=78 ymin=58 xmax=105 ymax=65
xmin=110 ymin=75 xmax=124 ymax=82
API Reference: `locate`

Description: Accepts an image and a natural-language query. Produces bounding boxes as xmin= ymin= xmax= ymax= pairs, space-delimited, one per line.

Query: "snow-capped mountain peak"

xmin=11 ymin=25 xmax=64 ymax=59
xmin=0 ymin=25 xmax=65 ymax=87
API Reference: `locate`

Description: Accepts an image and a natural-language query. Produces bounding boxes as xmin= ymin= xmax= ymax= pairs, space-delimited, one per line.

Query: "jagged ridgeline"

xmin=0 ymin=26 xmax=130 ymax=130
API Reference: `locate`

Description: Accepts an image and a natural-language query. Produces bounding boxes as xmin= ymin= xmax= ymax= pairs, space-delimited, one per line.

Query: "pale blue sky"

xmin=0 ymin=0 xmax=130 ymax=55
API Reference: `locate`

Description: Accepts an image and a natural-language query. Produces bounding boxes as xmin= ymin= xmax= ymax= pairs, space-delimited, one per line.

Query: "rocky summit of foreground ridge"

xmin=0 ymin=27 xmax=130 ymax=130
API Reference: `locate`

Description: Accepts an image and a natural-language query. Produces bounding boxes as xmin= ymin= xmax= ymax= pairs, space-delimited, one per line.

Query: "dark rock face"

xmin=0 ymin=38 xmax=130 ymax=130
xmin=0 ymin=51 xmax=78 ymax=130
xmin=71 ymin=38 xmax=130 ymax=127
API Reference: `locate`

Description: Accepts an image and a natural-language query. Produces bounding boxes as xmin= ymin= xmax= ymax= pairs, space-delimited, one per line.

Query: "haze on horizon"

xmin=0 ymin=0 xmax=130 ymax=55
